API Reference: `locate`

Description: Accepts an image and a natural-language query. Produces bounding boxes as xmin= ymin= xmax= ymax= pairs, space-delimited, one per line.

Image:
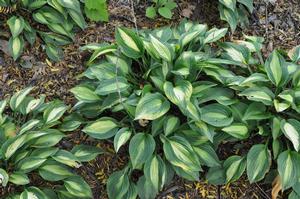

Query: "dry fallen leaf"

xmin=0 ymin=39 xmax=10 ymax=56
xmin=181 ymin=5 xmax=195 ymax=18
xmin=272 ymin=175 xmax=282 ymax=199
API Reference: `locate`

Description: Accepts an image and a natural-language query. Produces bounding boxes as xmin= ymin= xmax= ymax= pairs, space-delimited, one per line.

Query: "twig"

xmin=130 ymin=0 xmax=138 ymax=32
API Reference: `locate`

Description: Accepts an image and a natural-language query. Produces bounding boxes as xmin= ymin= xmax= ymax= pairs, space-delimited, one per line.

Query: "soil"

xmin=0 ymin=0 xmax=299 ymax=198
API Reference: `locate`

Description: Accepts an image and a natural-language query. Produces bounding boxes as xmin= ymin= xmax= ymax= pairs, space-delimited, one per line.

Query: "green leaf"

xmin=144 ymin=155 xmax=167 ymax=193
xmin=265 ymin=50 xmax=289 ymax=87
xmin=237 ymin=0 xmax=253 ymax=12
xmin=43 ymin=101 xmax=68 ymax=124
xmin=114 ymin=128 xmax=132 ymax=153
xmin=137 ymin=176 xmax=157 ymax=199
xmin=52 ymin=150 xmax=81 ymax=168
xmin=9 ymin=172 xmax=29 ymax=185
xmin=1 ymin=134 xmax=27 ymax=159
xmin=45 ymin=44 xmax=63 ymax=62
xmin=9 ymin=35 xmax=25 ymax=61
xmin=193 ymin=144 xmax=220 ymax=167
xmin=135 ymin=93 xmax=170 ymax=120
xmin=82 ymin=117 xmax=119 ymax=139
xmin=158 ymin=7 xmax=172 ymax=19
xmin=20 ymin=187 xmax=48 ymax=199
xmin=194 ymin=120 xmax=215 ymax=142
xmin=288 ymin=45 xmax=300 ymax=63
xmin=149 ymin=35 xmax=173 ymax=62
xmin=224 ymin=155 xmax=246 ymax=183
xmin=0 ymin=169 xmax=9 ymax=187
xmin=68 ymin=9 xmax=87 ymax=29
xmin=277 ymin=150 xmax=300 ymax=190
xmin=280 ymin=119 xmax=300 ymax=152
xmin=85 ymin=0 xmax=109 ymax=22
xmin=71 ymin=85 xmax=100 ymax=102
xmin=163 ymin=115 xmax=180 ymax=136
xmin=95 ymin=77 xmax=129 ymax=95
xmin=218 ymin=4 xmax=238 ymax=31
xmin=10 ymin=87 xmax=33 ymax=111
xmin=242 ymin=102 xmax=271 ymax=121
xmin=7 ymin=16 xmax=25 ymax=37
xmin=107 ymin=170 xmax=130 ymax=199
xmin=115 ymin=27 xmax=144 ymax=59
xmin=39 ymin=161 xmax=73 ymax=181
xmin=163 ymin=80 xmax=192 ymax=108
xmin=129 ymin=133 xmax=155 ymax=168
xmin=17 ymin=157 xmax=47 ymax=173
xmin=57 ymin=0 xmax=81 ymax=12
xmin=163 ymin=136 xmax=201 ymax=172
xmin=222 ymin=123 xmax=249 ymax=139
xmin=200 ymin=103 xmax=233 ymax=127
xmin=246 ymin=144 xmax=271 ymax=183
xmin=219 ymin=0 xmax=236 ymax=11
xmin=239 ymin=87 xmax=274 ymax=106
xmin=64 ymin=176 xmax=92 ymax=198
xmin=146 ymin=6 xmax=157 ymax=19
xmin=71 ymin=145 xmax=103 ymax=162
xmin=203 ymin=28 xmax=228 ymax=44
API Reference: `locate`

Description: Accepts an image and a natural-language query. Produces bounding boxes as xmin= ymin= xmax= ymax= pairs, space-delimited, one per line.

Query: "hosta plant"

xmin=73 ymin=20 xmax=300 ymax=199
xmin=146 ymin=0 xmax=177 ymax=19
xmin=218 ymin=0 xmax=254 ymax=31
xmin=0 ymin=87 xmax=101 ymax=198
xmin=0 ymin=0 xmax=104 ymax=62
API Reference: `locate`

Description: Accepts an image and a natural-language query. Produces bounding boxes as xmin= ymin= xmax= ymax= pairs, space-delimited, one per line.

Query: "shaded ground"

xmin=0 ymin=0 xmax=299 ymax=198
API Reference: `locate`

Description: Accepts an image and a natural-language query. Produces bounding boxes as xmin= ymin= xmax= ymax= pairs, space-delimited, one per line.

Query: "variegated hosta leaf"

xmin=265 ymin=50 xmax=289 ymax=88
xmin=7 ymin=16 xmax=25 ymax=38
xmin=52 ymin=150 xmax=81 ymax=168
xmin=82 ymin=117 xmax=119 ymax=139
xmin=288 ymin=45 xmax=300 ymax=63
xmin=129 ymin=133 xmax=155 ymax=169
xmin=224 ymin=155 xmax=246 ymax=183
xmin=280 ymin=119 xmax=300 ymax=152
xmin=63 ymin=176 xmax=93 ymax=198
xmin=70 ymin=85 xmax=100 ymax=103
xmin=163 ymin=80 xmax=192 ymax=108
xmin=39 ymin=160 xmax=73 ymax=181
xmin=20 ymin=187 xmax=48 ymax=199
xmin=1 ymin=134 xmax=27 ymax=159
xmin=203 ymin=27 xmax=228 ymax=44
xmin=200 ymin=103 xmax=233 ymax=127
xmin=114 ymin=128 xmax=132 ymax=153
xmin=239 ymin=87 xmax=274 ymax=106
xmin=149 ymin=35 xmax=173 ymax=62
xmin=9 ymin=87 xmax=33 ymax=111
xmin=9 ymin=172 xmax=30 ymax=185
xmin=0 ymin=169 xmax=9 ymax=187
xmin=246 ymin=144 xmax=271 ymax=183
xmin=116 ymin=27 xmax=144 ymax=59
xmin=222 ymin=123 xmax=249 ymax=139
xmin=135 ymin=93 xmax=170 ymax=120
xmin=71 ymin=145 xmax=103 ymax=162
xmin=43 ymin=101 xmax=68 ymax=124
xmin=163 ymin=135 xmax=201 ymax=173
xmin=107 ymin=169 xmax=130 ymax=199
xmin=144 ymin=155 xmax=168 ymax=193
xmin=277 ymin=150 xmax=300 ymax=190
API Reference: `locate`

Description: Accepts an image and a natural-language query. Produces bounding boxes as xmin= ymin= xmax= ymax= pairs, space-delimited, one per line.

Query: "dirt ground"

xmin=0 ymin=0 xmax=299 ymax=198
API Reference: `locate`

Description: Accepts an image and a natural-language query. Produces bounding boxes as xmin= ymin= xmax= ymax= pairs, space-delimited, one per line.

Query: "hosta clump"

xmin=0 ymin=87 xmax=101 ymax=198
xmin=73 ymin=20 xmax=300 ymax=199
xmin=0 ymin=0 xmax=87 ymax=61
xmin=218 ymin=0 xmax=254 ymax=31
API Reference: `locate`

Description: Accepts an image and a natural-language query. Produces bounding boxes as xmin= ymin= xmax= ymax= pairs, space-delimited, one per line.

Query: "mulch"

xmin=0 ymin=0 xmax=299 ymax=198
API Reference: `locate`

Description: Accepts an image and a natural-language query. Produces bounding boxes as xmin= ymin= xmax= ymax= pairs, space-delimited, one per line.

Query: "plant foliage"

xmin=0 ymin=87 xmax=101 ymax=198
xmin=218 ymin=0 xmax=254 ymax=31
xmin=146 ymin=0 xmax=177 ymax=19
xmin=0 ymin=0 xmax=108 ymax=62
xmin=73 ymin=20 xmax=300 ymax=199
